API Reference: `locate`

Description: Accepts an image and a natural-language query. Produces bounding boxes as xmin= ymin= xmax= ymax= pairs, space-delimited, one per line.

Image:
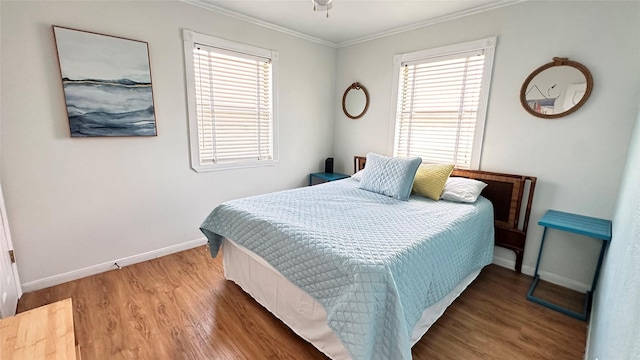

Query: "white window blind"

xmin=193 ymin=44 xmax=273 ymax=165
xmin=391 ymin=38 xmax=496 ymax=170
xmin=183 ymin=29 xmax=278 ymax=172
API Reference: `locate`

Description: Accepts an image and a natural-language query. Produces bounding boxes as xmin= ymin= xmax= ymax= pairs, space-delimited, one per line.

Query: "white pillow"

xmin=351 ymin=169 xmax=364 ymax=181
xmin=440 ymin=177 xmax=487 ymax=203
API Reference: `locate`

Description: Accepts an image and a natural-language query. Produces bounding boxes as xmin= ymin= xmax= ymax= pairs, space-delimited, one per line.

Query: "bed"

xmin=354 ymin=156 xmax=537 ymax=273
xmin=200 ymin=156 xmax=536 ymax=360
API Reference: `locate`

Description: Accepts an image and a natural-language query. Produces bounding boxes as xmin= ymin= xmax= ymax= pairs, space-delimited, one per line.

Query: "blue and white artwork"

xmin=53 ymin=26 xmax=157 ymax=137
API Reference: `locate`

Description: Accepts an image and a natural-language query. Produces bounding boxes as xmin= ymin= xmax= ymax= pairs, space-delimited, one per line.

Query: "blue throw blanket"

xmin=201 ymin=179 xmax=494 ymax=359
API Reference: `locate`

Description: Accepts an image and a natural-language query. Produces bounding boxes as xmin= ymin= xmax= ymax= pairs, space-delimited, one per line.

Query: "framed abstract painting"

xmin=53 ymin=26 xmax=157 ymax=137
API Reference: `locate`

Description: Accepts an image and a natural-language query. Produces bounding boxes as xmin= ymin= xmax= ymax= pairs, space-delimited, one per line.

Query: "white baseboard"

xmin=492 ymin=254 xmax=590 ymax=293
xmin=21 ymin=238 xmax=208 ymax=293
xmin=491 ymin=255 xmax=516 ymax=271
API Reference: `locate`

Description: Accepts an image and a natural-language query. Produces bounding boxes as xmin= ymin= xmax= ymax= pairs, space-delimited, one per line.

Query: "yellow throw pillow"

xmin=412 ymin=163 xmax=455 ymax=200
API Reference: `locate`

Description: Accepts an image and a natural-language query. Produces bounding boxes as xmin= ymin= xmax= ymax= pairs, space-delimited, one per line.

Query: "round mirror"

xmin=520 ymin=57 xmax=593 ymax=119
xmin=342 ymin=82 xmax=369 ymax=119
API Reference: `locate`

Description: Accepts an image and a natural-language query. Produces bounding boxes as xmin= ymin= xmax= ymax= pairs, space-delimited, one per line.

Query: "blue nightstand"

xmin=527 ymin=210 xmax=612 ymax=320
xmin=309 ymin=172 xmax=349 ymax=186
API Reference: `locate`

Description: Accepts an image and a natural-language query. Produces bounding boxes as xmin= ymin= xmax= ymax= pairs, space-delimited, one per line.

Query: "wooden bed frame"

xmin=354 ymin=156 xmax=537 ymax=273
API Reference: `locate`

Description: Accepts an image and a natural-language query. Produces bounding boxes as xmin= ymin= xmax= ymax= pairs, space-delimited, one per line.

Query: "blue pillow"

xmin=358 ymin=153 xmax=422 ymax=201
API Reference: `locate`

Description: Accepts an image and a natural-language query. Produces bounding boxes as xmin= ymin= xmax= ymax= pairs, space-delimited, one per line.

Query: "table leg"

xmin=533 ymin=227 xmax=548 ymax=277
xmin=591 ymin=241 xmax=608 ymax=292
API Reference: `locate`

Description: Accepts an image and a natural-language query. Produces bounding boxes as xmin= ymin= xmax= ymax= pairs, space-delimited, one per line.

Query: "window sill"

xmin=191 ymin=159 xmax=278 ymax=173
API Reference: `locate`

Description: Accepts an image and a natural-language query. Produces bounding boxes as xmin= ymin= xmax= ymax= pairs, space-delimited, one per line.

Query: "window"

xmin=183 ymin=30 xmax=278 ymax=172
xmin=390 ymin=37 xmax=496 ymax=170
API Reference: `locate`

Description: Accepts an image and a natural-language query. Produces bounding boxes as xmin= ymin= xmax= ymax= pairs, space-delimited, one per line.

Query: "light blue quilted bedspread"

xmin=200 ymin=179 xmax=494 ymax=360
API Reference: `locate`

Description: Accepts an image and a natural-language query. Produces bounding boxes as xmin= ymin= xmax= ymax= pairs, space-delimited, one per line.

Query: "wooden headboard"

xmin=354 ymin=156 xmax=537 ymax=273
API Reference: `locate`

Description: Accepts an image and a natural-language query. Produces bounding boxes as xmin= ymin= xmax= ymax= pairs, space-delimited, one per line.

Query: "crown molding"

xmin=336 ymin=0 xmax=525 ymax=48
xmin=181 ymin=0 xmax=524 ymax=49
xmin=181 ymin=0 xmax=337 ymax=48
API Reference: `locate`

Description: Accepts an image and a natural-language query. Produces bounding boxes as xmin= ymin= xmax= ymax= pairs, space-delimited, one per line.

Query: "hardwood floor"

xmin=18 ymin=246 xmax=587 ymax=359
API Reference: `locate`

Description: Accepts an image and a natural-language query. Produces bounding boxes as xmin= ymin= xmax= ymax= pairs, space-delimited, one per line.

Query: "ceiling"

xmin=184 ymin=0 xmax=520 ymax=47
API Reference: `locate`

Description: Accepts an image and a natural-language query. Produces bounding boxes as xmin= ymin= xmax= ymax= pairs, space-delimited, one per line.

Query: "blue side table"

xmin=309 ymin=172 xmax=349 ymax=186
xmin=527 ymin=210 xmax=612 ymax=320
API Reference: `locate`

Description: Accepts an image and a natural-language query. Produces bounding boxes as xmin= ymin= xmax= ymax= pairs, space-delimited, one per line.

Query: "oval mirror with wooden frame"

xmin=520 ymin=57 xmax=593 ymax=119
xmin=342 ymin=82 xmax=369 ymax=119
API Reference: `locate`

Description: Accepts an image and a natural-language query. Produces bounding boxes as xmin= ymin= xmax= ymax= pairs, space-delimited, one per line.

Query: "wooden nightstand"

xmin=309 ymin=172 xmax=349 ymax=186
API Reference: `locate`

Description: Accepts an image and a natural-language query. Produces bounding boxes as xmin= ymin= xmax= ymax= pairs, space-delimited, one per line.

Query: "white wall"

xmin=587 ymin=100 xmax=640 ymax=359
xmin=332 ymin=1 xmax=640 ymax=288
xmin=0 ymin=1 xmax=336 ymax=289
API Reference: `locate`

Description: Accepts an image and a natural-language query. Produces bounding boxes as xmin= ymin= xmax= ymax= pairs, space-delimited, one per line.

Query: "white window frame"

xmin=183 ymin=29 xmax=279 ymax=172
xmin=388 ymin=37 xmax=496 ymax=170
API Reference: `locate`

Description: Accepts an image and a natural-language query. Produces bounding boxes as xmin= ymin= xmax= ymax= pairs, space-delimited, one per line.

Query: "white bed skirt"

xmin=222 ymin=238 xmax=480 ymax=359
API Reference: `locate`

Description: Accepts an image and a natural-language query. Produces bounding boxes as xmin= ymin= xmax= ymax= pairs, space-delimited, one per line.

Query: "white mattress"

xmin=222 ymin=238 xmax=481 ymax=359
